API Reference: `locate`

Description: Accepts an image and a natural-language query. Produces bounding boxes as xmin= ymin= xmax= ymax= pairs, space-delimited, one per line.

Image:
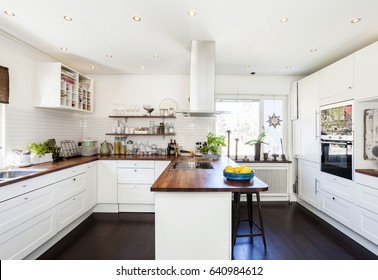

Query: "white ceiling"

xmin=1 ymin=0 xmax=378 ymax=76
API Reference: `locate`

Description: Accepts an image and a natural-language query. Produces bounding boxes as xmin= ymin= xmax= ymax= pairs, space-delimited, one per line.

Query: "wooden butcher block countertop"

xmin=151 ymin=155 xmax=268 ymax=193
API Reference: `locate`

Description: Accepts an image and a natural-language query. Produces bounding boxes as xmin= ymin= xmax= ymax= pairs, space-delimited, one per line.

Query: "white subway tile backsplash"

xmin=1 ymin=107 xmax=216 ymax=169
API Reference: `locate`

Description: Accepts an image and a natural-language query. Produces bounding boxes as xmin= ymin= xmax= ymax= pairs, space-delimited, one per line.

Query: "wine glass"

xmin=143 ymin=104 xmax=154 ymax=116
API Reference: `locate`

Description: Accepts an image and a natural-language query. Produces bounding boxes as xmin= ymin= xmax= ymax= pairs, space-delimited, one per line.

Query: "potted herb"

xmin=245 ymin=132 xmax=268 ymax=161
xmin=200 ymin=132 xmax=226 ymax=160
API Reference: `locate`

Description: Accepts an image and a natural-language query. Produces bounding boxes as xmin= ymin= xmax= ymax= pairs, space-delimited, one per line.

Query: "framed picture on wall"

xmin=0 ymin=65 xmax=9 ymax=104
xmin=364 ymin=109 xmax=378 ymax=160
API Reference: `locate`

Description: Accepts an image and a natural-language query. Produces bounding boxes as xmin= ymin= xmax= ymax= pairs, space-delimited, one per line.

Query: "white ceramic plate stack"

xmin=80 ymin=140 xmax=98 ymax=156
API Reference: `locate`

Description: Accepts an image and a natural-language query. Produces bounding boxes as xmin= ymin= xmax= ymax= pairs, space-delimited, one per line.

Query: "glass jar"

xmin=164 ymin=123 xmax=169 ymax=134
xmin=114 ymin=137 xmax=121 ymax=155
xmin=169 ymin=123 xmax=175 ymax=134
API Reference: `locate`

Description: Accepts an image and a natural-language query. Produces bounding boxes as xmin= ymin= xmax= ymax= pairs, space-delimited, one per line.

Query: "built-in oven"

xmin=320 ymin=101 xmax=353 ymax=180
xmin=321 ymin=140 xmax=353 ymax=180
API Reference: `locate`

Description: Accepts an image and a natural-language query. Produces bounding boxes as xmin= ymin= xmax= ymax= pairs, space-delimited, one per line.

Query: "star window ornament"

xmin=267 ymin=113 xmax=282 ymax=128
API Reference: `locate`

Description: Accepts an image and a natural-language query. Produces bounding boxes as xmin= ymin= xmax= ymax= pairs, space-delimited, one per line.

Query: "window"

xmin=216 ymin=95 xmax=286 ymax=158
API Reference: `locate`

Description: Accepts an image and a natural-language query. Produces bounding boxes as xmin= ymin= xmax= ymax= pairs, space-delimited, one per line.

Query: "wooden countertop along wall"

xmin=355 ymin=169 xmax=378 ymax=178
xmin=1 ymin=154 xmax=268 ymax=193
xmin=151 ymin=155 xmax=268 ymax=193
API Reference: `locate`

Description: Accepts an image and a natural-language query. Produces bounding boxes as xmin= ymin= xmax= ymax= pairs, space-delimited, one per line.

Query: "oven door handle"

xmin=320 ymin=141 xmax=351 ymax=145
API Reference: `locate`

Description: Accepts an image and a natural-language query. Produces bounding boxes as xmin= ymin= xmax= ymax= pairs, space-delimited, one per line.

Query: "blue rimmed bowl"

xmin=223 ymin=171 xmax=254 ymax=181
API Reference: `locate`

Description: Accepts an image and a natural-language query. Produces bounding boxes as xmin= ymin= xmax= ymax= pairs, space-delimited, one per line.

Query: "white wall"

xmin=0 ymin=31 xmax=299 ymax=168
xmin=0 ymin=32 xmax=83 ymax=168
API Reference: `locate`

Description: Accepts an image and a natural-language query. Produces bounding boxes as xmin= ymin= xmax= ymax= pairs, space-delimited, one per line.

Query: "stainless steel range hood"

xmin=176 ymin=40 xmax=229 ymax=117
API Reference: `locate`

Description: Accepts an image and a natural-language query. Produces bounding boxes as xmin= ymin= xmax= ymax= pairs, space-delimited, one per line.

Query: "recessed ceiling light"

xmin=188 ymin=10 xmax=196 ymax=17
xmin=280 ymin=17 xmax=288 ymax=23
xmin=310 ymin=48 xmax=317 ymax=52
xmin=258 ymin=48 xmax=264 ymax=51
xmin=106 ymin=54 xmax=113 ymax=58
xmin=63 ymin=15 xmax=72 ymax=21
xmin=60 ymin=47 xmax=68 ymax=51
xmin=4 ymin=11 xmax=15 ymax=16
xmin=140 ymin=65 xmax=145 ymax=70
xmin=153 ymin=54 xmax=159 ymax=58
xmin=90 ymin=66 xmax=95 ymax=69
xmin=133 ymin=16 xmax=141 ymax=22
xmin=351 ymin=17 xmax=361 ymax=23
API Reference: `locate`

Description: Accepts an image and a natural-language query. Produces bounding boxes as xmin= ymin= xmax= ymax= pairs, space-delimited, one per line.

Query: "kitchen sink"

xmin=170 ymin=161 xmax=213 ymax=170
xmin=0 ymin=169 xmax=46 ymax=180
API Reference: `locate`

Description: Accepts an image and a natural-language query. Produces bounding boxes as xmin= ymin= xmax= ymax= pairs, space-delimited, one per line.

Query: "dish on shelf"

xmin=159 ymin=98 xmax=178 ymax=111
xmin=223 ymin=171 xmax=254 ymax=181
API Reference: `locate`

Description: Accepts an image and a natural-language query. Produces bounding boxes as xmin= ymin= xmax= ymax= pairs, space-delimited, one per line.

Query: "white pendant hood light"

xmin=176 ymin=40 xmax=229 ymax=117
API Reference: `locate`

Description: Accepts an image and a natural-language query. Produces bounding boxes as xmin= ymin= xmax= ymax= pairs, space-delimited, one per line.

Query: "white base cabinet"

xmin=0 ymin=207 xmax=57 ymax=260
xmin=319 ymin=190 xmax=355 ymax=229
xmin=298 ymin=159 xmax=320 ymax=208
xmin=97 ymin=160 xmax=118 ymax=204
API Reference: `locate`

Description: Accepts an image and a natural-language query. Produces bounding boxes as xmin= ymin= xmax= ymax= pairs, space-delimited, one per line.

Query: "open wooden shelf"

xmin=105 ymin=133 xmax=176 ymax=136
xmin=108 ymin=115 xmax=176 ymax=119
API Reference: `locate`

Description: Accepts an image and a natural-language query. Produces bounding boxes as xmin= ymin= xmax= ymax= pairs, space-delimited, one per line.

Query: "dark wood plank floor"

xmin=38 ymin=202 xmax=377 ymax=260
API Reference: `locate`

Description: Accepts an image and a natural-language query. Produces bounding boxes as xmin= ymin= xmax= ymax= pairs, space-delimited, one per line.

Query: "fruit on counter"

xmin=224 ymin=165 xmax=253 ymax=174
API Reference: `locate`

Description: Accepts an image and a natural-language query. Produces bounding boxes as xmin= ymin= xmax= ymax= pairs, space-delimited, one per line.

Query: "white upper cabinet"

xmin=34 ymin=62 xmax=93 ymax=112
xmin=320 ymin=54 xmax=354 ymax=105
xmin=290 ymin=81 xmax=298 ymax=120
xmin=354 ymin=41 xmax=378 ymax=101
xmin=298 ymin=72 xmax=321 ymax=163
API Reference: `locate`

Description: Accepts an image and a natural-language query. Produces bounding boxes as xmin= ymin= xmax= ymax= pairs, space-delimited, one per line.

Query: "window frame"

xmin=215 ymin=94 xmax=287 ymax=157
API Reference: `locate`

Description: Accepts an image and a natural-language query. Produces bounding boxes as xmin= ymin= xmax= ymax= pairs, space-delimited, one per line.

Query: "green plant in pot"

xmin=200 ymin=132 xmax=226 ymax=160
xmin=245 ymin=132 xmax=268 ymax=161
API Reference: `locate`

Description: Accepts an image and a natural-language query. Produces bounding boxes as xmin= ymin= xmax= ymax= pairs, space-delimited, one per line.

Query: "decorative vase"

xmin=254 ymin=143 xmax=261 ymax=161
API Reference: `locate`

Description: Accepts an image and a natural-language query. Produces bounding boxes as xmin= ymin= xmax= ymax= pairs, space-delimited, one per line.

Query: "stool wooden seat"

xmin=232 ymin=192 xmax=267 ymax=250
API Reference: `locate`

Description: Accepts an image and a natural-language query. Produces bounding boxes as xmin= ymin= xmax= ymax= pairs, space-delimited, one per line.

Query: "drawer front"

xmin=56 ymin=174 xmax=85 ymax=203
xmin=356 ymin=183 xmax=378 ymax=214
xmin=320 ymin=190 xmax=354 ymax=228
xmin=0 ymin=207 xmax=57 ymax=260
xmin=0 ymin=184 xmax=57 ymax=234
xmin=118 ymin=184 xmax=154 ymax=204
xmin=0 ymin=173 xmax=56 ymax=203
xmin=355 ymin=172 xmax=378 ymax=190
xmin=320 ymin=174 xmax=355 ymax=202
xmin=57 ymin=191 xmax=86 ymax=231
xmin=117 ymin=160 xmax=154 ymax=169
xmin=118 ymin=168 xmax=155 ymax=184
xmin=354 ymin=206 xmax=378 ymax=245
xmin=55 ymin=165 xmax=86 ymax=182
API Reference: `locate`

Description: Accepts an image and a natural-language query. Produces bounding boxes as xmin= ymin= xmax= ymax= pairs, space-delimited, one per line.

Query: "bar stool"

xmin=232 ymin=191 xmax=267 ymax=250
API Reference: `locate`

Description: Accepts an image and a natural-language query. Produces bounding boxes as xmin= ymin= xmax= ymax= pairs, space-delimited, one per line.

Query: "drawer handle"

xmin=134 ymin=170 xmax=137 ymax=172
xmin=73 ymin=198 xmax=76 ymax=201
xmin=332 ymin=197 xmax=335 ymax=200
xmin=22 ymin=184 xmax=27 ymax=188
xmin=73 ymin=178 xmax=76 ymax=181
xmin=24 ymin=197 xmax=28 ymax=200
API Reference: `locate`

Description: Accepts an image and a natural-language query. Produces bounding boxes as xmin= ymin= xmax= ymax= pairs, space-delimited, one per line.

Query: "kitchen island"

xmin=151 ymin=156 xmax=268 ymax=260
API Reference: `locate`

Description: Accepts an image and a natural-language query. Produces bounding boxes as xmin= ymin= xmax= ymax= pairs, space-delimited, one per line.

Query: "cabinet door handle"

xmin=314 ymin=178 xmax=319 ymax=194
xmin=24 ymin=197 xmax=28 ymax=200
xmin=315 ymin=110 xmax=319 ymax=139
xmin=332 ymin=197 xmax=335 ymax=200
xmin=134 ymin=170 xmax=137 ymax=172
xmin=73 ymin=178 xmax=76 ymax=181
xmin=22 ymin=184 xmax=27 ymax=188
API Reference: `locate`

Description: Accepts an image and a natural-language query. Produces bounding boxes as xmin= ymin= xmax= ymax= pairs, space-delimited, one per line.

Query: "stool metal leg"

xmin=256 ymin=192 xmax=267 ymax=250
xmin=246 ymin=193 xmax=253 ymax=233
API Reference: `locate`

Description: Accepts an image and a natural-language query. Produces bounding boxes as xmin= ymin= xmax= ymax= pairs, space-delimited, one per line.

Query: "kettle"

xmin=100 ymin=141 xmax=113 ymax=155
